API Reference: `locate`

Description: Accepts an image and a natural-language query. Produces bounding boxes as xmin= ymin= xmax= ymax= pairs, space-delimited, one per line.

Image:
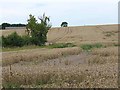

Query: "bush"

xmin=2 ymin=32 xmax=24 ymax=47
xmin=2 ymin=32 xmax=46 ymax=47
xmin=22 ymin=35 xmax=32 ymax=45
xmin=2 ymin=13 xmax=51 ymax=47
xmin=2 ymin=31 xmax=48 ymax=47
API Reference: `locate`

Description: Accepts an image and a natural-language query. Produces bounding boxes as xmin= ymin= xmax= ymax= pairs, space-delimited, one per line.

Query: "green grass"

xmin=2 ymin=43 xmax=76 ymax=52
xmin=2 ymin=45 xmax=41 ymax=52
xmin=47 ymin=43 xmax=76 ymax=49
xmin=3 ymin=83 xmax=20 ymax=88
xmin=80 ymin=43 xmax=103 ymax=51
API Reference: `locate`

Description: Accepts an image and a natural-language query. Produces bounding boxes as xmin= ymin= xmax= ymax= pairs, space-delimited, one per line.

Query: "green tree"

xmin=61 ymin=22 xmax=68 ymax=27
xmin=1 ymin=23 xmax=11 ymax=29
xmin=38 ymin=13 xmax=51 ymax=30
xmin=26 ymin=13 xmax=51 ymax=45
xmin=26 ymin=14 xmax=37 ymax=36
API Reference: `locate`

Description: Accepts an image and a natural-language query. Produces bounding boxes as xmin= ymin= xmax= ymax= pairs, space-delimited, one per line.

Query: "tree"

xmin=38 ymin=13 xmax=51 ymax=30
xmin=2 ymin=23 xmax=11 ymax=29
xmin=1 ymin=23 xmax=26 ymax=29
xmin=26 ymin=13 xmax=51 ymax=45
xmin=61 ymin=22 xmax=68 ymax=27
xmin=26 ymin=14 xmax=37 ymax=36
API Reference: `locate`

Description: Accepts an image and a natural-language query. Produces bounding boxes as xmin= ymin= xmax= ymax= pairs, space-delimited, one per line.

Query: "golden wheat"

xmin=2 ymin=46 xmax=118 ymax=88
xmin=2 ymin=24 xmax=118 ymax=88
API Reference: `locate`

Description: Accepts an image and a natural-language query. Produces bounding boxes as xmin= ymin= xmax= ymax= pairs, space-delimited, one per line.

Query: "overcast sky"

xmin=0 ymin=0 xmax=119 ymax=27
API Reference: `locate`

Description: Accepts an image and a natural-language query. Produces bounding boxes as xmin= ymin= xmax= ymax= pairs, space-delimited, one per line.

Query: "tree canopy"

xmin=1 ymin=23 xmax=26 ymax=29
xmin=26 ymin=13 xmax=51 ymax=45
xmin=2 ymin=13 xmax=52 ymax=47
xmin=61 ymin=22 xmax=68 ymax=27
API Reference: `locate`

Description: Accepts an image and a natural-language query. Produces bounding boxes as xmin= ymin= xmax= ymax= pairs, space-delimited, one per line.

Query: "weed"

xmin=114 ymin=44 xmax=120 ymax=47
xmin=48 ymin=43 xmax=76 ymax=48
xmin=81 ymin=43 xmax=103 ymax=51
xmin=3 ymin=83 xmax=20 ymax=88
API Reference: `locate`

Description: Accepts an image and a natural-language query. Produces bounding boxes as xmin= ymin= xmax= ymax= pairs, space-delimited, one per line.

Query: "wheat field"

xmin=2 ymin=24 xmax=119 ymax=88
xmin=1 ymin=24 xmax=118 ymax=44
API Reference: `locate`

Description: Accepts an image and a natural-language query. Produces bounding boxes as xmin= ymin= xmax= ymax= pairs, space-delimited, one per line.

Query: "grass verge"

xmin=80 ymin=43 xmax=103 ymax=51
xmin=2 ymin=43 xmax=76 ymax=52
xmin=47 ymin=43 xmax=76 ymax=48
xmin=2 ymin=45 xmax=41 ymax=52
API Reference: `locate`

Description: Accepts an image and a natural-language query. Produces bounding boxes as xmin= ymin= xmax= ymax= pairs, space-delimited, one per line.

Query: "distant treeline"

xmin=1 ymin=23 xmax=26 ymax=29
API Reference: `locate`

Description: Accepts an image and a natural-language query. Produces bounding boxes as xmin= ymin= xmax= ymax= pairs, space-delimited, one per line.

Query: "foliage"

xmin=2 ymin=13 xmax=51 ymax=47
xmin=22 ymin=35 xmax=32 ymax=45
xmin=81 ymin=43 xmax=103 ymax=51
xmin=26 ymin=13 xmax=51 ymax=45
xmin=2 ymin=23 xmax=11 ymax=29
xmin=10 ymin=24 xmax=26 ymax=27
xmin=3 ymin=83 xmax=20 ymax=89
xmin=1 ymin=23 xmax=26 ymax=29
xmin=2 ymin=32 xmax=37 ymax=47
xmin=2 ymin=32 xmax=24 ymax=47
xmin=61 ymin=22 xmax=68 ymax=27
xmin=38 ymin=13 xmax=52 ymax=30
xmin=26 ymin=14 xmax=37 ymax=36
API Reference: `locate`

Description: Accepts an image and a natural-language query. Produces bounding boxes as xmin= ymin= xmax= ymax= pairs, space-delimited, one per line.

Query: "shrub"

xmin=2 ymin=36 xmax=6 ymax=47
xmin=2 ymin=32 xmax=24 ymax=47
xmin=2 ymin=13 xmax=51 ymax=47
xmin=22 ymin=35 xmax=32 ymax=45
